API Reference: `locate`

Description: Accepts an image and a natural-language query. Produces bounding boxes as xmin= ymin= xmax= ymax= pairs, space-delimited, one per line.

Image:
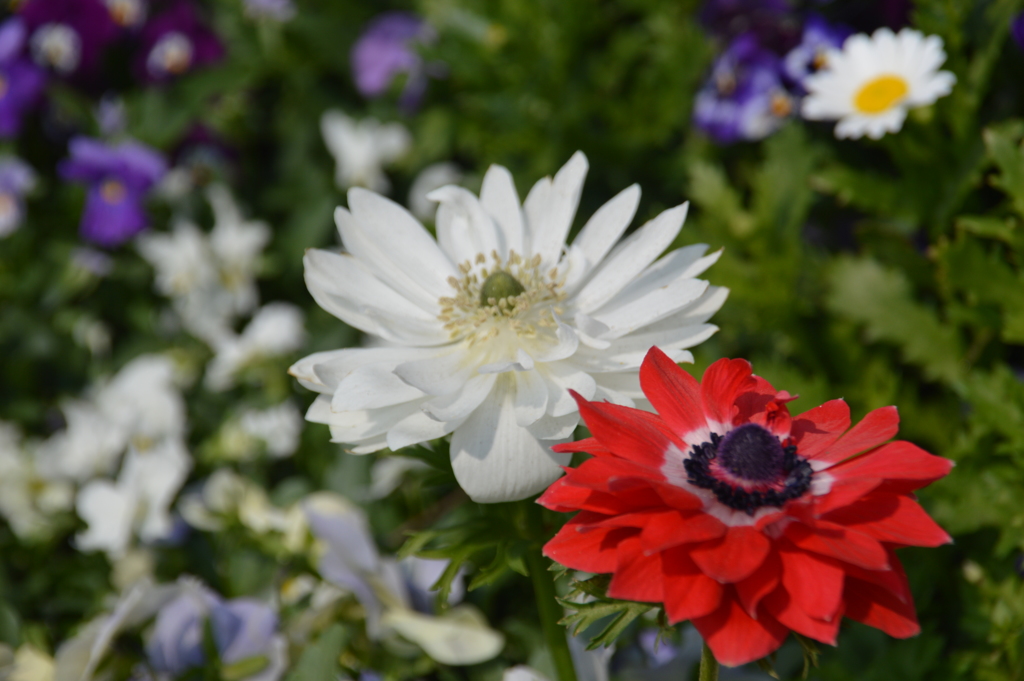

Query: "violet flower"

xmin=782 ymin=15 xmax=851 ymax=89
xmin=243 ymin=0 xmax=295 ymax=22
xmin=0 ymin=156 xmax=36 ymax=238
xmin=699 ymin=0 xmax=800 ymax=53
xmin=136 ymin=0 xmax=224 ymax=83
xmin=148 ymin=582 xmax=286 ymax=681
xmin=1013 ymin=12 xmax=1024 ymax=51
xmin=19 ymin=0 xmax=120 ymax=76
xmin=693 ymin=33 xmax=794 ymax=143
xmin=351 ymin=12 xmax=436 ymax=110
xmin=59 ymin=137 xmax=167 ymax=247
xmin=104 ymin=0 xmax=148 ymax=30
xmin=0 ymin=18 xmax=46 ymax=137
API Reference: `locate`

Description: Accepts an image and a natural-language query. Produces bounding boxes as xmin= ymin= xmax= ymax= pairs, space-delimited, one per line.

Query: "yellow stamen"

xmin=853 ymin=74 xmax=909 ymax=115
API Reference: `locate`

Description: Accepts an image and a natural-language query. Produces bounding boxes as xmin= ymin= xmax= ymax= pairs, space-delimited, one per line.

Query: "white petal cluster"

xmin=292 ymin=151 xmax=726 ymax=502
xmin=321 ymin=111 xmax=411 ymax=193
xmin=137 ymin=184 xmax=270 ymax=346
xmin=205 ymin=302 xmax=306 ymax=391
xmin=801 ymin=28 xmax=956 ymax=139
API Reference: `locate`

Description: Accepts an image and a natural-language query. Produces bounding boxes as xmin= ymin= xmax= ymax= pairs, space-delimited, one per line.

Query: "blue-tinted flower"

xmin=1012 ymin=12 xmax=1024 ymax=51
xmin=136 ymin=0 xmax=224 ymax=82
xmin=783 ymin=15 xmax=851 ymax=89
xmin=638 ymin=629 xmax=678 ymax=667
xmin=0 ymin=156 xmax=35 ymax=238
xmin=243 ymin=0 xmax=295 ymax=22
xmin=59 ymin=137 xmax=167 ymax=247
xmin=0 ymin=18 xmax=46 ymax=138
xmin=351 ymin=12 xmax=436 ymax=109
xmin=693 ymin=34 xmax=794 ymax=143
xmin=148 ymin=582 xmax=285 ymax=681
xmin=19 ymin=0 xmax=120 ymax=76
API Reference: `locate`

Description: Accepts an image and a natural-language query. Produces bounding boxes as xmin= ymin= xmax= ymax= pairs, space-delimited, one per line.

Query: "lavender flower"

xmin=59 ymin=137 xmax=167 ymax=247
xmin=0 ymin=156 xmax=36 ymax=238
xmin=137 ymin=0 xmax=223 ymax=82
xmin=693 ymin=33 xmax=794 ymax=143
xmin=244 ymin=0 xmax=295 ymax=22
xmin=351 ymin=12 xmax=436 ymax=109
xmin=148 ymin=583 xmax=286 ymax=680
xmin=782 ymin=15 xmax=850 ymax=89
xmin=0 ymin=18 xmax=46 ymax=137
xmin=19 ymin=0 xmax=120 ymax=76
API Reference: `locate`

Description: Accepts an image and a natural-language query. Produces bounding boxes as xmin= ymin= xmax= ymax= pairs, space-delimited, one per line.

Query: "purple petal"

xmin=147 ymin=587 xmax=219 ymax=675
xmin=19 ymin=0 xmax=120 ymax=75
xmin=211 ymin=599 xmax=279 ymax=665
xmin=0 ymin=59 xmax=46 ymax=137
xmin=1013 ymin=12 xmax=1024 ymax=51
xmin=0 ymin=18 xmax=27 ymax=63
xmin=79 ymin=181 xmax=149 ymax=246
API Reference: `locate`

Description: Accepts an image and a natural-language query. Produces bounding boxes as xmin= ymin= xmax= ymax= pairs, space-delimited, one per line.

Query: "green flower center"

xmin=479 ymin=270 xmax=526 ymax=307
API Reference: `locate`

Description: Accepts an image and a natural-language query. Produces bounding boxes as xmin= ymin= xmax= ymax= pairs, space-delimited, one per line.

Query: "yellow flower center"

xmin=853 ymin=74 xmax=909 ymax=114
xmin=101 ymin=179 xmax=127 ymax=204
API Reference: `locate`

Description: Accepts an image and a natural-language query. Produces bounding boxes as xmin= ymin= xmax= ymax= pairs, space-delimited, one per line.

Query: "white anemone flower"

xmin=321 ymin=111 xmax=411 ymax=193
xmin=291 ymin=151 xmax=726 ymax=502
xmin=801 ymin=27 xmax=956 ymax=139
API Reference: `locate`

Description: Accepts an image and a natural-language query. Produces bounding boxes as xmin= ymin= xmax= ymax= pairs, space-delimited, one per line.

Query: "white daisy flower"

xmin=801 ymin=27 xmax=956 ymax=139
xmin=291 ymin=151 xmax=726 ymax=503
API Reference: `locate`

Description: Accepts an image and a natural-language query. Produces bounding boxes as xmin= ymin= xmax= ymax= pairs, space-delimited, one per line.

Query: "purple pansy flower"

xmin=699 ymin=0 xmax=800 ymax=53
xmin=1012 ymin=12 xmax=1024 ymax=51
xmin=782 ymin=15 xmax=851 ymax=89
xmin=351 ymin=12 xmax=436 ymax=110
xmin=136 ymin=0 xmax=224 ymax=83
xmin=693 ymin=33 xmax=794 ymax=144
xmin=0 ymin=156 xmax=36 ymax=238
xmin=104 ymin=0 xmax=148 ymax=30
xmin=59 ymin=136 xmax=167 ymax=247
xmin=148 ymin=583 xmax=285 ymax=680
xmin=243 ymin=0 xmax=295 ymax=22
xmin=19 ymin=0 xmax=120 ymax=76
xmin=0 ymin=18 xmax=46 ymax=137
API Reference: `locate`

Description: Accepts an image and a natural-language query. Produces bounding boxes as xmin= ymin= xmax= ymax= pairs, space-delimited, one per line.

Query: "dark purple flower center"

xmin=684 ymin=423 xmax=812 ymax=515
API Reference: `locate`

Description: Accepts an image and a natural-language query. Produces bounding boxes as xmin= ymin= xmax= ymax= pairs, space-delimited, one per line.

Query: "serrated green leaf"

xmin=956 ymin=215 xmax=1019 ymax=244
xmin=827 ymin=256 xmax=964 ymax=385
xmin=984 ymin=123 xmax=1024 ymax=217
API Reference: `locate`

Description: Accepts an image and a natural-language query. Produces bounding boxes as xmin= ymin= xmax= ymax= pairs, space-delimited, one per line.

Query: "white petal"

xmin=479 ymin=164 xmax=525 ymax=256
xmin=332 ymin=363 xmax=426 ymax=411
xmin=529 ymin=319 xmax=579 ymax=362
xmin=514 ymin=370 xmax=548 ymax=427
xmin=525 ymin=412 xmax=580 ymax=440
xmin=76 ymin=481 xmax=133 ymax=556
xmin=381 ymin=605 xmax=504 ymax=666
xmin=304 ymin=249 xmax=448 ymax=345
xmin=326 ymin=401 xmax=425 ymax=443
xmin=592 ymin=278 xmax=708 ymax=338
xmin=386 ymin=410 xmax=466 ymax=451
xmin=579 ymin=323 xmax=718 ymax=369
xmin=422 ymin=373 xmax=498 ymax=422
xmin=394 ymin=351 xmax=475 ymax=395
xmin=542 ymin=362 xmax=597 ymax=417
xmin=430 ymin=185 xmax=504 ymax=265
xmin=449 ymin=377 xmax=569 ymax=502
xmin=309 ymin=346 xmax=438 ymax=392
xmin=573 ymin=202 xmax=689 ymax=313
xmin=521 ymin=176 xmax=551 ymax=258
xmin=639 ymin=285 xmax=729 ymax=333
xmin=337 ymin=197 xmax=456 ymax=309
xmin=529 ymin=152 xmax=588 ymax=269
xmin=126 ymin=442 xmax=191 ymax=543
xmin=570 ymin=183 xmax=640 ymax=278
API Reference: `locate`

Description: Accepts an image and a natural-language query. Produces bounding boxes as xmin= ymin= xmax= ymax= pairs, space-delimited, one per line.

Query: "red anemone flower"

xmin=540 ymin=347 xmax=953 ymax=667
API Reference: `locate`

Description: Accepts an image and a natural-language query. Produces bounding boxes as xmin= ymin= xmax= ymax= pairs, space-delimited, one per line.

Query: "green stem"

xmin=699 ymin=643 xmax=720 ymax=681
xmin=526 ymin=549 xmax=577 ymax=681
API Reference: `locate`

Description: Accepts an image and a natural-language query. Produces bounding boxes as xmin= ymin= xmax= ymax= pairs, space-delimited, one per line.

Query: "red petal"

xmin=640 ymin=347 xmax=709 ymax=441
xmin=661 ymin=547 xmax=725 ymax=623
xmin=607 ymin=536 xmax=664 ymax=602
xmin=690 ymin=525 xmax=771 ymax=583
xmin=828 ymin=441 xmax=954 ymax=490
xmin=749 ymin=397 xmax=793 ymax=439
xmin=700 ymin=358 xmax=757 ymax=429
xmin=640 ymin=510 xmax=727 ymax=553
xmin=651 ymin=480 xmax=705 ymax=511
xmin=783 ymin=520 xmax=889 ymax=570
xmin=537 ymin=478 xmax=654 ymax=515
xmin=812 ymin=476 xmax=883 ymax=515
xmin=778 ymin=543 xmax=845 ymax=622
xmin=692 ymin=592 xmax=789 ymax=667
xmin=842 ymin=548 xmax=912 ymax=604
xmin=790 ymin=400 xmax=850 ymax=459
xmin=761 ymin=587 xmax=843 ymax=646
xmin=814 ymin=406 xmax=899 ymax=465
xmin=844 ymin=575 xmax=920 ymax=638
xmin=561 ymin=456 xmax=660 ymax=493
xmin=543 ymin=521 xmax=637 ymax=573
xmin=576 ymin=398 xmax=684 ymax=469
xmin=824 ymin=493 xmax=952 ymax=547
xmin=735 ymin=550 xmax=781 ymax=619
xmin=551 ymin=436 xmax=614 ymax=457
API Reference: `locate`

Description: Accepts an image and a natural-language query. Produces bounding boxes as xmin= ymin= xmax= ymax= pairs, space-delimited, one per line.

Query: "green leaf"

xmin=827 ymin=256 xmax=964 ymax=385
xmin=983 ymin=123 xmax=1024 ymax=217
xmin=557 ymin=596 xmax=654 ymax=649
xmin=284 ymin=623 xmax=348 ymax=681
